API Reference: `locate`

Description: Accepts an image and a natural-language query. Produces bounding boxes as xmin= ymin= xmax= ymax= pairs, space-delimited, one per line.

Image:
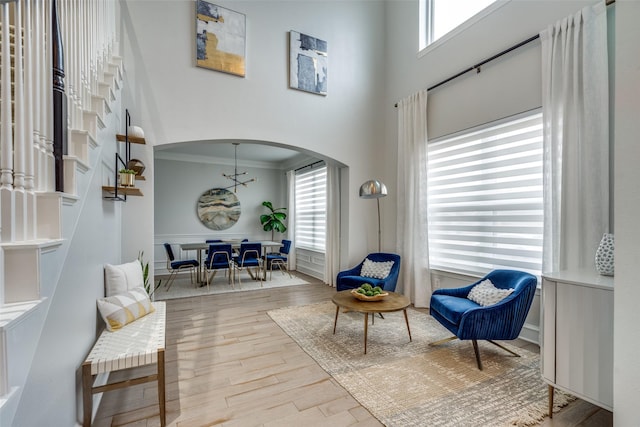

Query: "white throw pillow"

xmin=104 ymin=260 xmax=144 ymax=297
xmin=467 ymin=279 xmax=514 ymax=307
xmin=97 ymin=287 xmax=154 ymax=331
xmin=360 ymin=258 xmax=394 ymax=280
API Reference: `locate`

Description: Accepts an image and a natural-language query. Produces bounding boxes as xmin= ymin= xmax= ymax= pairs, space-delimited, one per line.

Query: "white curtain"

xmin=286 ymin=170 xmax=297 ymax=270
xmin=324 ymin=164 xmax=341 ymax=286
xmin=397 ymin=89 xmax=431 ymax=307
xmin=541 ymin=2 xmax=609 ymax=273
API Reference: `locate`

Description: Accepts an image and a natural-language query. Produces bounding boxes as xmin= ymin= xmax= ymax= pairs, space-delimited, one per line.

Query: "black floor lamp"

xmin=359 ymin=179 xmax=388 ymax=252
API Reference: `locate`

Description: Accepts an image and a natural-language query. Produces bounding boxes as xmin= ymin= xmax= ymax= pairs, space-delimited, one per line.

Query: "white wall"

xmin=14 ymin=94 xmax=125 ymax=426
xmin=120 ymin=0 xmax=388 ymax=268
xmin=154 ymin=158 xmax=285 ymax=238
xmin=385 ymin=0 xmax=640 ymax=421
xmin=153 ymin=156 xmax=287 ymax=272
xmin=385 ymin=0 xmax=601 ymax=139
xmin=613 ymin=0 xmax=640 ymax=423
xmin=380 ymin=1 xmax=602 ymax=298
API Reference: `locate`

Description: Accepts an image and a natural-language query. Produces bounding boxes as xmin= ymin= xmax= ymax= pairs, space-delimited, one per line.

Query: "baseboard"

xmin=519 ymin=322 xmax=540 ymax=345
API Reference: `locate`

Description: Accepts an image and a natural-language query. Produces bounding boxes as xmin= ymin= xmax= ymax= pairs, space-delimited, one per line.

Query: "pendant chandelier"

xmin=223 ymin=143 xmax=257 ymax=192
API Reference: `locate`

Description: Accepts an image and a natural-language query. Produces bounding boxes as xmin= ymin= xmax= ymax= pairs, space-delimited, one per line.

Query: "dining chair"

xmin=163 ymin=243 xmax=199 ymax=291
xmin=264 ymin=239 xmax=292 ymax=280
xmin=204 ymin=239 xmax=223 ymax=256
xmin=232 ymin=242 xmax=262 ymax=287
xmin=203 ymin=244 xmax=234 ymax=289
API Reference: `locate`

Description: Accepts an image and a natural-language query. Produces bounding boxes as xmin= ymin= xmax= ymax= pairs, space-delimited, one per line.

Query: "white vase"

xmin=128 ymin=125 xmax=144 ymax=139
xmin=595 ymin=233 xmax=614 ymax=276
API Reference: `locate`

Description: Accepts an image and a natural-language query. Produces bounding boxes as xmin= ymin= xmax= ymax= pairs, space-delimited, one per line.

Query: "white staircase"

xmin=0 ymin=3 xmax=125 ymax=423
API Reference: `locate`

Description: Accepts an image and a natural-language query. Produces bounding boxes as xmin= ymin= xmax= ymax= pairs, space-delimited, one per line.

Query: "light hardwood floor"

xmin=92 ymin=273 xmax=612 ymax=427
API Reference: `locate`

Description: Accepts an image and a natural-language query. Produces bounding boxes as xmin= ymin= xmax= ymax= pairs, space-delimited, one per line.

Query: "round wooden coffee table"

xmin=331 ymin=290 xmax=412 ymax=354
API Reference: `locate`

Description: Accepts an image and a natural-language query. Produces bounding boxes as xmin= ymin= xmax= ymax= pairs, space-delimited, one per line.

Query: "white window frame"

xmin=426 ymin=109 xmax=543 ymax=278
xmin=294 ymin=165 xmax=327 ymax=253
xmin=418 ymin=0 xmax=510 ymax=55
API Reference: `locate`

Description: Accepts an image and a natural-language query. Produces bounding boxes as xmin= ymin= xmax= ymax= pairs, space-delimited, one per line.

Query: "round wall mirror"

xmin=196 ymin=188 xmax=241 ymax=230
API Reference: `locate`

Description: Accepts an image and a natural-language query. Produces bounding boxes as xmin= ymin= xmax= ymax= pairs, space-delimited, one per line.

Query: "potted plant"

xmin=260 ymin=201 xmax=287 ymax=241
xmin=138 ymin=251 xmax=161 ymax=297
xmin=119 ymin=168 xmax=136 ymax=187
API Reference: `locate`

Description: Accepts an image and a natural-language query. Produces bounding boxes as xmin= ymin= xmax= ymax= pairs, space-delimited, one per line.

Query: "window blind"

xmin=427 ymin=111 xmax=543 ymax=277
xmin=295 ymin=165 xmax=327 ymax=252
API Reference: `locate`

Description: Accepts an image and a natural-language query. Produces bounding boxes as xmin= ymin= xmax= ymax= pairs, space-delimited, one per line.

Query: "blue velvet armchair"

xmin=336 ymin=253 xmax=401 ymax=292
xmin=429 ymin=269 xmax=537 ymax=370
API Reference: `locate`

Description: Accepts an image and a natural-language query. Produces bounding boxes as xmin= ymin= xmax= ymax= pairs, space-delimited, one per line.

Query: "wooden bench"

xmin=82 ymin=301 xmax=166 ymax=427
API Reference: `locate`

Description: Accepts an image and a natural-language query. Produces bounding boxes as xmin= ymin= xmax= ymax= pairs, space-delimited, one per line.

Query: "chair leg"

xmin=270 ymin=259 xmax=292 ymax=279
xmin=165 ymin=271 xmax=178 ymax=291
xmin=487 ymin=340 xmax=521 ymax=358
xmin=235 ymin=266 xmax=244 ymax=287
xmin=472 ymin=339 xmax=483 ymax=370
xmin=429 ymin=335 xmax=457 ymax=347
xmin=207 ymin=270 xmax=218 ymax=290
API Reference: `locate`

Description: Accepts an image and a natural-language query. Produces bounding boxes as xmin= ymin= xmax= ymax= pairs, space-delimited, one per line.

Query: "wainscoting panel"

xmin=295 ymin=248 xmax=325 ymax=281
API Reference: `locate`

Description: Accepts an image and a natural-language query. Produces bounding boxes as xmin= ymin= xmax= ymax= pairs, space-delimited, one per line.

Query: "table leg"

xmin=403 ymin=309 xmax=412 ymax=342
xmin=196 ymin=249 xmax=204 ymax=284
xmin=548 ymin=384 xmax=554 ymax=418
xmin=364 ymin=313 xmax=369 ymax=354
xmin=333 ymin=305 xmax=340 ymax=334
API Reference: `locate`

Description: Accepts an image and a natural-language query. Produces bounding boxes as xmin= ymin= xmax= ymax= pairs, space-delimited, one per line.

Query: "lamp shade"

xmin=359 ymin=180 xmax=387 ymax=199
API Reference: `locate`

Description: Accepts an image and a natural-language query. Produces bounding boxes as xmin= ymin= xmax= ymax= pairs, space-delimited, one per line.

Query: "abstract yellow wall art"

xmin=196 ymin=1 xmax=246 ymax=77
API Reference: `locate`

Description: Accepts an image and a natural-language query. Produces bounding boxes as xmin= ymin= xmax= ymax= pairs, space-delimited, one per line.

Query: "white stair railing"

xmin=0 ymin=0 xmax=118 ymax=245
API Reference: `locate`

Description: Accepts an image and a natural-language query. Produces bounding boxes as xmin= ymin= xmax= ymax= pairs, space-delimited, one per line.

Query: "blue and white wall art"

xmin=289 ymin=31 xmax=328 ymax=96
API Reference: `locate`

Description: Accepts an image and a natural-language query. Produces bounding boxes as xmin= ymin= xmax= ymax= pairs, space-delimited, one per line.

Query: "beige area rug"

xmin=268 ymin=301 xmax=572 ymax=427
xmin=154 ymin=270 xmax=313 ymax=301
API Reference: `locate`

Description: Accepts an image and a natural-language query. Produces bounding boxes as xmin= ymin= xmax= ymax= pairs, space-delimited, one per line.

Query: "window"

xmin=427 ymin=111 xmax=543 ymax=278
xmin=295 ymin=165 xmax=327 ymax=252
xmin=420 ymin=0 xmax=501 ymax=50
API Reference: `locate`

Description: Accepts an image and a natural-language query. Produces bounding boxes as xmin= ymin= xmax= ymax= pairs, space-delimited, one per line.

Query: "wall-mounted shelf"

xmin=104 ymin=109 xmax=145 ymax=201
xmin=116 ymin=134 xmax=146 ymax=145
xmin=102 ymin=186 xmax=143 ymax=197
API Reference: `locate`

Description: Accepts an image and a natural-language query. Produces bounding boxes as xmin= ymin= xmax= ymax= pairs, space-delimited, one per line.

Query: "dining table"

xmin=180 ymin=240 xmax=283 ymax=284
